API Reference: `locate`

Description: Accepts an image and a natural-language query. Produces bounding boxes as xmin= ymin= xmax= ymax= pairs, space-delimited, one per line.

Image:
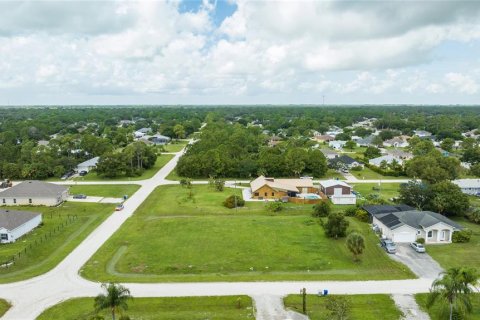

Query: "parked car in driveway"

xmin=72 ymin=194 xmax=87 ymax=199
xmin=380 ymin=238 xmax=396 ymax=254
xmin=78 ymin=170 xmax=88 ymax=176
xmin=115 ymin=204 xmax=124 ymax=211
xmin=410 ymin=242 xmax=426 ymax=253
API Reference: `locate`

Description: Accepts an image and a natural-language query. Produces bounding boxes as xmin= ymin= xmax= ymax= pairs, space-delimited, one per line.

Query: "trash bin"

xmin=323 ymin=289 xmax=328 ymax=296
xmin=123 ymin=195 xmax=128 ymax=200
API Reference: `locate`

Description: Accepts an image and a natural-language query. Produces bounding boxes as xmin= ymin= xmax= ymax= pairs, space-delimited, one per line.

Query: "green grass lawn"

xmin=350 ymin=183 xmax=401 ymax=201
xmin=323 ymin=169 xmax=345 ymax=180
xmin=284 ymin=294 xmax=403 ymax=320
xmin=426 ymin=219 xmax=480 ymax=271
xmin=162 ymin=140 xmax=189 ymax=153
xmin=416 ymin=293 xmax=480 ymax=320
xmin=81 ymin=194 xmax=413 ymax=282
xmin=68 ymin=184 xmax=141 ymax=198
xmin=350 ymin=167 xmax=404 ymax=180
xmin=0 ymin=299 xmax=11 ymax=318
xmin=75 ymin=154 xmax=174 ymax=181
xmin=37 ymin=296 xmax=254 ymax=320
xmin=0 ymin=202 xmax=113 ymax=283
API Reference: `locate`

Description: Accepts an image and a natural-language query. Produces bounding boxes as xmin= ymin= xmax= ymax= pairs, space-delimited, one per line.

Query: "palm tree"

xmin=427 ymin=267 xmax=478 ymax=320
xmin=346 ymin=232 xmax=365 ymax=262
xmin=94 ymin=283 xmax=132 ymax=320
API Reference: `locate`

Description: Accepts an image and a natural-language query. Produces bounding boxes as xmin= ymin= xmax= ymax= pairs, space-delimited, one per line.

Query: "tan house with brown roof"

xmin=250 ymin=176 xmax=316 ymax=200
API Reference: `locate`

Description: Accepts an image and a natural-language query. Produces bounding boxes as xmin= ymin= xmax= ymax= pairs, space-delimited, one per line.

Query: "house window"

xmin=2 ymin=199 xmax=4 ymax=204
xmin=13 ymin=199 xmax=16 ymax=204
xmin=0 ymin=234 xmax=7 ymax=240
xmin=427 ymin=231 xmax=433 ymax=238
xmin=417 ymin=230 xmax=421 ymax=235
xmin=271 ymin=192 xmax=275 ymax=196
xmin=29 ymin=199 xmax=32 ymax=204
xmin=254 ymin=192 xmax=259 ymax=196
xmin=264 ymin=192 xmax=267 ymax=196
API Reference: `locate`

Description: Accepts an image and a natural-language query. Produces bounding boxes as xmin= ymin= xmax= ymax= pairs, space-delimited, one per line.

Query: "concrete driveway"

xmin=388 ymin=243 xmax=443 ymax=279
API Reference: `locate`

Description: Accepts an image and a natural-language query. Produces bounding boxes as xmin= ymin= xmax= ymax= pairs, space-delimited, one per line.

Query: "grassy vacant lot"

xmin=0 ymin=202 xmax=112 ymax=283
xmin=37 ymin=296 xmax=254 ymax=320
xmin=69 ymin=184 xmax=140 ymax=198
xmin=285 ymin=294 xmax=403 ymax=320
xmin=350 ymin=167 xmax=403 ymax=180
xmin=426 ymin=219 xmax=480 ymax=271
xmin=162 ymin=140 xmax=189 ymax=153
xmin=0 ymin=299 xmax=11 ymax=318
xmin=351 ymin=183 xmax=401 ymax=201
xmin=81 ymin=186 xmax=413 ymax=282
xmin=416 ymin=293 xmax=480 ymax=320
xmin=118 ymin=184 xmax=312 ymax=216
xmin=76 ymin=154 xmax=174 ymax=181
xmin=324 ymin=169 xmax=345 ymax=180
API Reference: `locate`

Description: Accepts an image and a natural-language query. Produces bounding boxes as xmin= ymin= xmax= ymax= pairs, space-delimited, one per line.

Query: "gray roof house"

xmin=363 ymin=205 xmax=462 ymax=243
xmin=452 ymin=179 xmax=480 ymax=196
xmin=357 ymin=135 xmax=375 ymax=147
xmin=0 ymin=209 xmax=42 ymax=243
xmin=77 ymin=156 xmax=99 ymax=173
xmin=0 ymin=181 xmax=69 ymax=206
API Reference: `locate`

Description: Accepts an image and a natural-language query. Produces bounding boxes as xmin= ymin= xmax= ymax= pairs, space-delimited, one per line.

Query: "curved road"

xmin=0 ymin=151 xmax=427 ymax=319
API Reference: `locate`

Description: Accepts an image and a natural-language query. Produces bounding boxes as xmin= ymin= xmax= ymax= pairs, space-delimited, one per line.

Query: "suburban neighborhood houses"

xmin=0 ymin=181 xmax=69 ymax=206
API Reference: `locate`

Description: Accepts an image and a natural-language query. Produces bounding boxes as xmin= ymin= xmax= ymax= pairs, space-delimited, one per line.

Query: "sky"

xmin=1 ymin=0 xmax=480 ymax=105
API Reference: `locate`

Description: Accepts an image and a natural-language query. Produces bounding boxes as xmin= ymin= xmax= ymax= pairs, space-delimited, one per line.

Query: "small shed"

xmin=0 ymin=209 xmax=42 ymax=243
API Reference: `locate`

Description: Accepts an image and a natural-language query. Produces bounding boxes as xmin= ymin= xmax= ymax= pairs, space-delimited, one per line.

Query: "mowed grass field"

xmin=81 ymin=185 xmax=413 ymax=282
xmin=415 ymin=293 xmax=480 ymax=320
xmin=426 ymin=219 xmax=480 ymax=271
xmin=284 ymin=294 xmax=403 ymax=320
xmin=76 ymin=154 xmax=174 ymax=181
xmin=350 ymin=167 xmax=405 ymax=180
xmin=350 ymin=183 xmax=401 ymax=201
xmin=0 ymin=300 xmax=11 ymax=318
xmin=162 ymin=140 xmax=189 ymax=153
xmin=0 ymin=202 xmax=113 ymax=283
xmin=37 ymin=296 xmax=254 ymax=320
xmin=69 ymin=184 xmax=140 ymax=198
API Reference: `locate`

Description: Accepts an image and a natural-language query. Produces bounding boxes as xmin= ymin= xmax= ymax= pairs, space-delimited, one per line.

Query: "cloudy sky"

xmin=1 ymin=0 xmax=480 ymax=105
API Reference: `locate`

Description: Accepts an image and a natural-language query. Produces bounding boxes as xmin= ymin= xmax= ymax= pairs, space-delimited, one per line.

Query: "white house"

xmin=369 ymin=155 xmax=403 ymax=167
xmin=76 ymin=156 xmax=99 ymax=173
xmin=0 ymin=181 xmax=69 ymax=206
xmin=134 ymin=128 xmax=151 ymax=138
xmin=0 ymin=209 xmax=42 ymax=243
xmin=329 ymin=140 xmax=346 ymax=150
xmin=414 ymin=130 xmax=432 ymax=138
xmin=319 ymin=180 xmax=356 ymax=205
xmin=452 ymin=179 xmax=480 ymax=196
xmin=320 ymin=149 xmax=339 ymax=160
xmin=383 ymin=137 xmax=409 ymax=148
xmin=364 ymin=205 xmax=462 ymax=243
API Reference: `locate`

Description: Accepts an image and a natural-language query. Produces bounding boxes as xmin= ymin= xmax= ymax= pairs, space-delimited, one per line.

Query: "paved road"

xmin=0 ymin=148 xmax=427 ymax=319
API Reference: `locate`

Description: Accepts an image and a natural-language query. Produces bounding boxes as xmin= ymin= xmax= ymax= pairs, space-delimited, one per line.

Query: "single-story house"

xmin=369 ymin=155 xmax=403 ymax=167
xmin=386 ymin=149 xmax=413 ymax=160
xmin=268 ymin=135 xmax=283 ymax=147
xmin=357 ymin=135 xmax=375 ymax=147
xmin=452 ymin=179 xmax=480 ymax=196
xmin=329 ymin=155 xmax=363 ymax=170
xmin=319 ymin=180 xmax=356 ymax=204
xmin=151 ymin=134 xmax=171 ymax=145
xmin=326 ymin=126 xmax=343 ymax=137
xmin=329 ymin=140 xmax=347 ymax=150
xmin=37 ymin=140 xmax=50 ymax=147
xmin=134 ymin=128 xmax=152 ymax=138
xmin=0 ymin=181 xmax=69 ymax=206
xmin=0 ymin=209 xmax=42 ymax=243
xmin=76 ymin=156 xmax=99 ymax=173
xmin=414 ymin=130 xmax=432 ymax=138
xmin=383 ymin=137 xmax=409 ymax=148
xmin=250 ymin=176 xmax=316 ymax=200
xmin=313 ymin=134 xmax=335 ymax=143
xmin=320 ymin=149 xmax=340 ymax=160
xmin=363 ymin=205 xmax=462 ymax=243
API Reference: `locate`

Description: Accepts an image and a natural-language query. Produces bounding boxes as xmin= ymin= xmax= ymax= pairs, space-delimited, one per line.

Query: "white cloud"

xmin=444 ymin=72 xmax=479 ymax=94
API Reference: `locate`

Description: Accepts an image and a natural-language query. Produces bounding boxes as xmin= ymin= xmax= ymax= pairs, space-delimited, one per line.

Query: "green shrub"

xmin=223 ymin=195 xmax=245 ymax=209
xmin=351 ymin=165 xmax=363 ymax=171
xmin=266 ymin=202 xmax=283 ymax=213
xmin=344 ymin=207 xmax=357 ymax=217
xmin=354 ymin=209 xmax=369 ymax=222
xmin=324 ymin=212 xmax=349 ymax=239
xmin=312 ymin=201 xmax=331 ymax=217
xmin=416 ymin=237 xmax=425 ymax=244
xmin=466 ymin=210 xmax=480 ymax=224
xmin=452 ymin=230 xmax=472 ymax=243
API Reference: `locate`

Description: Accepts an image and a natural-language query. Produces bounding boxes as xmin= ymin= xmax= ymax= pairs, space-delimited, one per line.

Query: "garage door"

xmin=393 ymin=232 xmax=415 ymax=243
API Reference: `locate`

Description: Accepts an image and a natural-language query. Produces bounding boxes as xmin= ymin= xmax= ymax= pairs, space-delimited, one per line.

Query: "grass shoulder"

xmin=0 ymin=299 xmax=11 ymax=318
xmin=37 ymin=296 xmax=254 ymax=320
xmin=415 ymin=293 xmax=480 ymax=320
xmin=284 ymin=294 xmax=403 ymax=320
xmin=68 ymin=184 xmax=140 ymax=198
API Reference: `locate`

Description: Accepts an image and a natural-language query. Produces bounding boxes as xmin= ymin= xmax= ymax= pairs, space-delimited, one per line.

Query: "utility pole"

xmin=301 ymin=288 xmax=307 ymax=314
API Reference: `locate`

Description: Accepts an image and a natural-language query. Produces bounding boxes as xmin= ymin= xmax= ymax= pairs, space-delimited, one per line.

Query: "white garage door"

xmin=393 ymin=232 xmax=415 ymax=243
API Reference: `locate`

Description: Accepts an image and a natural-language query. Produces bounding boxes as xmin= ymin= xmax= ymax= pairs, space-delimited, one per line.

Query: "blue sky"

xmin=0 ymin=0 xmax=479 ymax=105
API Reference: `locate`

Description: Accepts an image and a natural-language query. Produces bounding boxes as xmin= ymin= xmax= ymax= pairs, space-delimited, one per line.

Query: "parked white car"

xmin=410 ymin=242 xmax=426 ymax=253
